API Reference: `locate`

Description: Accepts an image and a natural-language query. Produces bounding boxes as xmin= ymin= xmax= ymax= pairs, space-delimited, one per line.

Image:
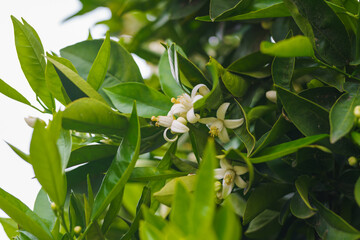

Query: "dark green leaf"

xmin=355 ymin=177 xmax=360 ymax=206
xmin=62 ymin=98 xmax=128 ymax=135
xmin=243 ymin=183 xmax=293 ymax=224
xmin=272 ymin=56 xmax=295 ymax=90
xmin=91 ymin=102 xmax=141 ymax=221
xmin=245 ymin=210 xmax=281 ymax=239
xmin=295 ymin=175 xmax=316 ymax=210
xmin=104 ymin=82 xmax=172 ymax=118
xmin=130 ymin=167 xmax=186 ymax=182
xmin=290 ymin=193 xmax=316 ymax=219
xmin=87 ymin=32 xmax=111 ymax=90
xmin=276 ymin=85 xmax=330 ymax=136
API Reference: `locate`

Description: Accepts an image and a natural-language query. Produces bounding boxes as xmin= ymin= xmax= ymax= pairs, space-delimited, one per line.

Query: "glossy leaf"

xmin=276 ymin=85 xmax=330 ymax=136
xmin=104 ymin=82 xmax=172 ymax=118
xmin=0 ymin=218 xmax=18 ymax=239
xmin=130 ymin=167 xmax=187 ymax=182
xmin=170 ymin=182 xmax=192 ymax=235
xmin=177 ymin=50 xmax=209 ymax=87
xmin=295 ymin=175 xmax=316 ymax=211
xmin=330 ymin=88 xmax=360 ymax=143
xmin=30 ymin=119 xmax=67 ymax=207
xmin=272 ymin=56 xmax=295 ymax=90
xmin=355 ymin=177 xmax=360 ymax=206
xmin=0 ymin=187 xmax=53 ymax=240
xmin=87 ymin=32 xmax=111 ymax=90
xmin=62 ymin=98 xmax=128 ymax=135
xmin=250 ymin=134 xmax=328 ymax=163
xmin=290 ymin=193 xmax=316 ymax=219
xmin=0 ymin=78 xmax=31 ymax=106
xmin=284 ymin=0 xmax=351 ymax=66
xmin=214 ymin=202 xmax=241 ymax=240
xmin=245 ymin=210 xmax=281 ymax=239
xmin=11 ymin=16 xmax=54 ymax=110
xmin=209 ymin=0 xmax=240 ymax=20
xmin=243 ymin=182 xmax=292 ymax=224
xmin=261 ymin=35 xmax=314 ymax=57
xmin=91 ymin=102 xmax=140 ymax=221
xmin=33 ymin=189 xmax=56 ymax=231
xmin=46 ymin=55 xmax=106 ymax=104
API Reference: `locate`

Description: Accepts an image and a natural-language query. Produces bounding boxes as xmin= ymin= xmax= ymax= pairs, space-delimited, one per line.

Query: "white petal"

xmin=198 ymin=117 xmax=218 ymax=125
xmin=186 ymin=108 xmax=200 ymax=123
xmin=220 ymin=159 xmax=232 ymax=170
xmin=171 ymin=120 xmax=189 ymax=133
xmin=234 ymin=165 xmax=248 ymax=175
xmin=216 ymin=102 xmax=230 ymax=120
xmin=163 ymin=128 xmax=178 ymax=142
xmin=234 ymin=176 xmax=247 ymax=189
xmin=222 ymin=178 xmax=234 ymax=199
xmin=199 ymin=85 xmax=210 ymax=96
xmin=170 ymin=104 xmax=187 ymax=116
xmin=191 ymin=84 xmax=207 ymax=99
xmin=157 ymin=115 xmax=173 ymax=128
xmin=214 ymin=168 xmax=226 ymax=179
xmin=218 ymin=128 xmax=230 ymax=143
xmin=224 ymin=118 xmax=244 ymax=129
xmin=191 ymin=95 xmax=203 ymax=104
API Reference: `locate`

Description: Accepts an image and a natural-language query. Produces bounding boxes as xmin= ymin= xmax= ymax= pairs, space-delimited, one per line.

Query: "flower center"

xmin=209 ymin=125 xmax=220 ymax=137
xmin=224 ymin=170 xmax=235 ymax=185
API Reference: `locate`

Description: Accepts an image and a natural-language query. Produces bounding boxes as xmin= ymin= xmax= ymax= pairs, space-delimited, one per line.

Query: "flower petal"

xmin=191 ymin=94 xmax=203 ymax=104
xmin=186 ymin=108 xmax=200 ymax=123
xmin=163 ymin=128 xmax=178 ymax=142
xmin=171 ymin=120 xmax=189 ymax=133
xmin=224 ymin=118 xmax=244 ymax=129
xmin=234 ymin=165 xmax=248 ymax=175
xmin=234 ymin=176 xmax=247 ymax=189
xmin=198 ymin=117 xmax=218 ymax=125
xmin=216 ymin=102 xmax=230 ymax=120
xmin=157 ymin=115 xmax=173 ymax=128
xmin=214 ymin=168 xmax=226 ymax=179
xmin=220 ymin=159 xmax=232 ymax=170
xmin=218 ymin=128 xmax=230 ymax=143
xmin=170 ymin=103 xmax=187 ymax=116
xmin=222 ymin=178 xmax=234 ymax=199
xmin=191 ymin=84 xmax=208 ymax=99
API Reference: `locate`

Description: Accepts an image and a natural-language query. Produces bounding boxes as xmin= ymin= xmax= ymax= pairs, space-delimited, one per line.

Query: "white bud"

xmin=266 ymin=90 xmax=277 ymax=103
xmin=24 ymin=116 xmax=44 ymax=128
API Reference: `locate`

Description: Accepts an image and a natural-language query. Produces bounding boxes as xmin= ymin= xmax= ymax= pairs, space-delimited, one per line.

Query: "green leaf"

xmin=30 ymin=119 xmax=67 ymax=207
xmin=233 ymin=99 xmax=256 ymax=156
xmin=87 ymin=32 xmax=111 ymax=90
xmin=170 ymin=182 xmax=192 ymax=235
xmin=193 ymin=60 xmax=223 ymax=110
xmin=0 ymin=218 xmax=18 ymax=239
xmin=158 ymin=50 xmax=183 ymax=98
xmin=46 ymin=55 xmax=106 ymax=104
xmin=33 ymin=189 xmax=56 ymax=231
xmin=6 ymin=142 xmax=30 ymax=163
xmin=139 ymin=221 xmax=164 ymax=240
xmin=284 ymin=0 xmax=351 ymax=66
xmin=209 ymin=0 xmax=240 ymax=20
xmin=0 ymin=78 xmax=31 ymax=106
xmin=11 ymin=16 xmax=54 ymax=110
xmin=272 ymin=56 xmax=295 ymax=90
xmin=261 ymin=35 xmax=314 ymax=57
xmin=153 ymin=175 xmax=197 ymax=206
xmin=227 ymin=52 xmax=273 ymax=79
xmin=91 ymin=101 xmax=141 ymax=221
xmin=312 ymin=198 xmax=360 ymax=240
xmin=218 ymin=61 xmax=249 ymax=98
xmin=275 ymin=85 xmax=330 ymax=136
xmin=243 ymin=183 xmax=292 ymax=224
xmin=214 ymin=202 xmax=241 ymax=240
xmin=104 ymin=82 xmax=172 ymax=118
xmin=295 ymin=175 xmax=316 ymax=211
xmin=290 ymin=193 xmax=316 ymax=219
xmin=245 ymin=210 xmax=281 ymax=239
xmin=330 ymin=87 xmax=360 ymax=143
xmin=0 ymin=187 xmax=53 ymax=240
xmin=355 ymin=177 xmax=360 ymax=206
xmin=62 ymin=98 xmax=128 ymax=135
xmin=189 ymin=139 xmax=216 ymax=237
xmin=250 ymin=134 xmax=328 ymax=163
xmin=130 ymin=167 xmax=186 ymax=182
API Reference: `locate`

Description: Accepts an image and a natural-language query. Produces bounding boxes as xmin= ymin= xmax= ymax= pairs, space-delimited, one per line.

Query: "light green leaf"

xmin=104 ymin=82 xmax=172 ymax=118
xmin=159 ymin=49 xmax=183 ymax=98
xmin=33 ymin=189 xmax=56 ymax=231
xmin=62 ymin=98 xmax=128 ymax=135
xmin=91 ymin=102 xmax=141 ymax=221
xmin=30 ymin=119 xmax=67 ymax=207
xmin=6 ymin=142 xmax=30 ymax=163
xmin=0 ymin=187 xmax=53 ymax=240
xmin=0 ymin=78 xmax=31 ymax=106
xmin=130 ymin=167 xmax=187 ymax=182
xmin=170 ymin=182 xmax=192 ymax=235
xmin=214 ymin=202 xmax=241 ymax=240
xmin=11 ymin=16 xmax=54 ymax=110
xmin=250 ymin=134 xmax=328 ymax=163
xmin=46 ymin=55 xmax=106 ymax=104
xmin=87 ymin=32 xmax=111 ymax=90
xmin=261 ymin=36 xmax=314 ymax=57
xmin=139 ymin=221 xmax=164 ymax=240
xmin=0 ymin=218 xmax=18 ymax=239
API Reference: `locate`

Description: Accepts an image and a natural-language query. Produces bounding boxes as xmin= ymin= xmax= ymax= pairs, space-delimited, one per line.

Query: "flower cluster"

xmin=215 ymin=158 xmax=248 ymax=199
xmin=151 ymin=84 xmax=244 ymax=143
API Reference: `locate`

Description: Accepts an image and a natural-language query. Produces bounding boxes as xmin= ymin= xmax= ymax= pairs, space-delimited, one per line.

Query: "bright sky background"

xmin=0 ymin=1 xmax=111 ymax=238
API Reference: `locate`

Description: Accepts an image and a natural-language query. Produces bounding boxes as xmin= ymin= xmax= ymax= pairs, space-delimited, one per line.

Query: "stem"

xmin=312 ymin=57 xmax=360 ymax=82
xmin=77 ymin=221 xmax=93 ymax=240
xmin=59 ymin=209 xmax=72 ymax=239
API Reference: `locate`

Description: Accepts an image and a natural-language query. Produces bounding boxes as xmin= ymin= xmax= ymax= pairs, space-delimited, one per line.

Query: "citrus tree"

xmin=1 ymin=0 xmax=360 ymax=239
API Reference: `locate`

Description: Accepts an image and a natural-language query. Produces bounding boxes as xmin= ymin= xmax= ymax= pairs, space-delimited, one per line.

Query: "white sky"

xmin=0 ymin=1 xmax=111 ymax=238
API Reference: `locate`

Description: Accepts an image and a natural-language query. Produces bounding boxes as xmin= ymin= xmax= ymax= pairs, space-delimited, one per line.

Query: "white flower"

xmin=152 ymin=115 xmax=189 ymax=142
xmin=214 ymin=159 xmax=248 ymax=199
xmin=170 ymin=84 xmax=210 ymax=123
xmin=199 ymin=102 xmax=244 ymax=143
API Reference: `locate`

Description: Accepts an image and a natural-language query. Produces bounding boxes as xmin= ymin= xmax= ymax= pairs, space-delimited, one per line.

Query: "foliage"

xmin=1 ymin=0 xmax=360 ymax=239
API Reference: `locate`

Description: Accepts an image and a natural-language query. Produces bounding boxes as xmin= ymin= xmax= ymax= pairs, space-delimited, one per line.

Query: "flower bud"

xmin=354 ymin=106 xmax=360 ymax=118
xmin=74 ymin=226 xmax=82 ymax=235
xmin=50 ymin=202 xmax=57 ymax=211
xmin=265 ymin=90 xmax=277 ymax=103
xmin=214 ymin=181 xmax=222 ymax=192
xmin=348 ymin=156 xmax=358 ymax=167
xmin=24 ymin=116 xmax=45 ymax=128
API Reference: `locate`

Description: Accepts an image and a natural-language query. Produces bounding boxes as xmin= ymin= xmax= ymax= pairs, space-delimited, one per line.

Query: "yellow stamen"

xmin=151 ymin=116 xmax=158 ymax=122
xmin=209 ymin=126 xmax=220 ymax=137
xmin=224 ymin=174 xmax=233 ymax=185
